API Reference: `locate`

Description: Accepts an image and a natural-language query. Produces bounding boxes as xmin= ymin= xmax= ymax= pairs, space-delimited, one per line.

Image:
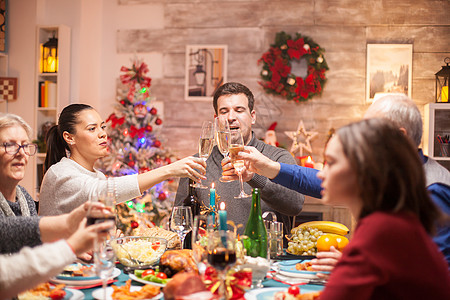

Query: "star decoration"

xmin=285 ymin=120 xmax=318 ymax=156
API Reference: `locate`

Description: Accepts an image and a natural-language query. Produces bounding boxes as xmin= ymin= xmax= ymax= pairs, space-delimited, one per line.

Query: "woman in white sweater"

xmin=39 ymin=104 xmax=206 ymax=216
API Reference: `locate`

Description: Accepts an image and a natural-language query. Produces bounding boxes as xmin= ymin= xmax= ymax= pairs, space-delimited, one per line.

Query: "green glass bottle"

xmin=243 ymin=188 xmax=268 ymax=257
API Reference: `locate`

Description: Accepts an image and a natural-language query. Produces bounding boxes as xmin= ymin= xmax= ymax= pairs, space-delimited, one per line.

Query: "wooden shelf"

xmin=423 ymin=103 xmax=450 ymax=171
xmin=32 ymin=25 xmax=71 ymax=201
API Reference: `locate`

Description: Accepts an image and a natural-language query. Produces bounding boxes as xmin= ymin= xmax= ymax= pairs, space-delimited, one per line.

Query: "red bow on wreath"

xmin=106 ymin=113 xmax=125 ymax=129
xmin=129 ymin=126 xmax=146 ymax=138
xmin=287 ymin=38 xmax=310 ymax=59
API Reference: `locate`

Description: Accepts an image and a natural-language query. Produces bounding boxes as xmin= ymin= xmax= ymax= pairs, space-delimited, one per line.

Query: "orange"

xmin=316 ymin=234 xmax=338 ymax=252
xmin=334 ymin=235 xmax=349 ymax=250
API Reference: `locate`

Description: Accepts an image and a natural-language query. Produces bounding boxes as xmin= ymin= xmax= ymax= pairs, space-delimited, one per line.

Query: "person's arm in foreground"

xmin=222 ymin=145 xmax=304 ymax=216
xmin=237 ymin=146 xmax=323 ymax=198
xmin=0 ymin=202 xmax=105 ymax=254
xmin=137 ymin=156 xmax=206 ymax=193
xmin=0 ymin=220 xmax=112 ymax=299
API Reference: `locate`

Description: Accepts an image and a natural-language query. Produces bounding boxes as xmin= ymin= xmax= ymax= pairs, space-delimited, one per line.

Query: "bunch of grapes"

xmin=287 ymin=226 xmax=324 ymax=255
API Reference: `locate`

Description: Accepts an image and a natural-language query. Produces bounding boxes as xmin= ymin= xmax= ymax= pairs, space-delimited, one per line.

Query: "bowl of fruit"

xmin=286 ymin=221 xmax=349 ymax=257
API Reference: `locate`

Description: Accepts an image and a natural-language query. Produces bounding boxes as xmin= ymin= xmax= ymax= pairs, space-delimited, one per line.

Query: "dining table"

xmin=69 ymin=255 xmax=326 ymax=300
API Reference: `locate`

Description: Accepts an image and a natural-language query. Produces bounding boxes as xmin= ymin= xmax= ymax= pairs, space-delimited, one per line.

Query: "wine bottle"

xmin=183 ymin=178 xmax=201 ymax=249
xmin=243 ymin=188 xmax=268 ymax=258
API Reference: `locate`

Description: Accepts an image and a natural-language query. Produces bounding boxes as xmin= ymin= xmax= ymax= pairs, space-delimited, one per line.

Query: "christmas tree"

xmin=97 ymin=59 xmax=177 ymax=234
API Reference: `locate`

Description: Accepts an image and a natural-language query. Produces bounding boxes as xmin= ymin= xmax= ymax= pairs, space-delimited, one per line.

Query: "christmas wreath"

xmin=258 ymin=31 xmax=329 ymax=102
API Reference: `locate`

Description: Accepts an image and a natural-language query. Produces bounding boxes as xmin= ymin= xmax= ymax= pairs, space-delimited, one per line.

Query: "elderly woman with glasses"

xmin=0 ymin=112 xmax=40 ymax=253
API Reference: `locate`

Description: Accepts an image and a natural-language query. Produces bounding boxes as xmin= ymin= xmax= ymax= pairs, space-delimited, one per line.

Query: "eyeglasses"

xmin=2 ymin=142 xmax=38 ymax=156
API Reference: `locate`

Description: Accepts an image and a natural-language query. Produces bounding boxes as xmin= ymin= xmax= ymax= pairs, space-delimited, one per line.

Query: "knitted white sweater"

xmin=39 ymin=157 xmax=141 ymax=216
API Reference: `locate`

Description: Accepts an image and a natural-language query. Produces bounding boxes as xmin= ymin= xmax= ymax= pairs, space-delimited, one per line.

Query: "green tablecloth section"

xmin=79 ymin=264 xmax=325 ymax=299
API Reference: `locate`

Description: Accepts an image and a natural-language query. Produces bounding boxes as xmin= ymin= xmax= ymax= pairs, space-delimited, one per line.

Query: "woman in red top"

xmin=317 ymin=118 xmax=450 ymax=299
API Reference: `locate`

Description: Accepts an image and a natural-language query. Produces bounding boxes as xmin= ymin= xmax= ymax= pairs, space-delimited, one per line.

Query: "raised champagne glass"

xmin=192 ymin=121 xmax=214 ymax=189
xmin=214 ymin=116 xmax=231 ymax=182
xmin=229 ymin=129 xmax=251 ymax=198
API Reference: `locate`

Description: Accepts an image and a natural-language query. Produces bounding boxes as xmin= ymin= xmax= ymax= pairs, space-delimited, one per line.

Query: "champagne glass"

xmin=170 ymin=206 xmax=193 ymax=250
xmin=229 ymin=129 xmax=251 ymax=198
xmin=192 ymin=215 xmax=214 ymax=275
xmin=192 ymin=121 xmax=214 ymax=189
xmin=214 ymin=116 xmax=231 ymax=182
xmin=94 ymin=240 xmax=116 ymax=300
xmin=89 ymin=179 xmax=117 ymax=300
xmin=207 ymin=230 xmax=237 ymax=299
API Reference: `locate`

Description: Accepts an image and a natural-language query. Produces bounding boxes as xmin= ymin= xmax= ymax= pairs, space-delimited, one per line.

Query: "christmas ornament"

xmin=259 ymin=31 xmax=328 ymax=102
xmin=285 ymin=120 xmax=318 ymax=156
xmin=133 ymin=103 xmax=147 ymax=118
xmin=158 ymin=192 xmax=167 ymax=201
xmin=155 ymin=118 xmax=162 ymax=125
xmin=150 ymin=107 xmax=157 ymax=115
xmin=131 ymin=221 xmax=139 ymax=229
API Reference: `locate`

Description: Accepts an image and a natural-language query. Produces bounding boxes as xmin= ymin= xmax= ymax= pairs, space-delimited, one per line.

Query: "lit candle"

xmin=304 ymin=156 xmax=315 ymax=168
xmin=210 ymin=182 xmax=216 ymax=218
xmin=218 ymin=202 xmax=227 ymax=231
xmin=441 ymin=86 xmax=448 ymax=102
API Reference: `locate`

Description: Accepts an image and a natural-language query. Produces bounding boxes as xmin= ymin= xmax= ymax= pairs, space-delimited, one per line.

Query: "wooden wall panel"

xmin=116 ymin=0 xmax=450 ymax=166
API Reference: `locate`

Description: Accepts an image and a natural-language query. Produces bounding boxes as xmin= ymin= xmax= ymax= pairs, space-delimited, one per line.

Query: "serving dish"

xmin=110 ymin=236 xmax=167 ymax=268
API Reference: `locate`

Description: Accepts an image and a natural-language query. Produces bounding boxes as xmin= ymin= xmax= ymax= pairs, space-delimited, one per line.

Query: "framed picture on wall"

xmin=366 ymin=44 xmax=413 ymax=103
xmin=185 ymin=45 xmax=227 ymax=101
xmin=0 ymin=0 xmax=7 ymax=53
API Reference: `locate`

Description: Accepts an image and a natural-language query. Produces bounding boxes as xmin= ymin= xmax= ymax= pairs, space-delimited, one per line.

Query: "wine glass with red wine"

xmin=207 ymin=230 xmax=237 ymax=299
xmin=87 ymin=178 xmax=117 ymax=300
xmin=86 ymin=178 xmax=116 ymax=232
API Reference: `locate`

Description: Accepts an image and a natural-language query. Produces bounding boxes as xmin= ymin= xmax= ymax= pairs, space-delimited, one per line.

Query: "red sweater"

xmin=320 ymin=211 xmax=450 ymax=300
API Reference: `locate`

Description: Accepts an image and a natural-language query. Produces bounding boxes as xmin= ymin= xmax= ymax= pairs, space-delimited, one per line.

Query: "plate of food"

xmin=50 ymin=267 xmax=121 ymax=286
xmin=55 ymin=263 xmax=99 ymax=280
xmin=129 ymin=269 xmax=170 ymax=287
xmin=18 ymin=283 xmax=84 ymax=300
xmin=245 ymin=286 xmax=323 ymax=300
xmin=92 ymin=280 xmax=162 ymax=300
xmin=275 ymin=260 xmax=330 ymax=279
